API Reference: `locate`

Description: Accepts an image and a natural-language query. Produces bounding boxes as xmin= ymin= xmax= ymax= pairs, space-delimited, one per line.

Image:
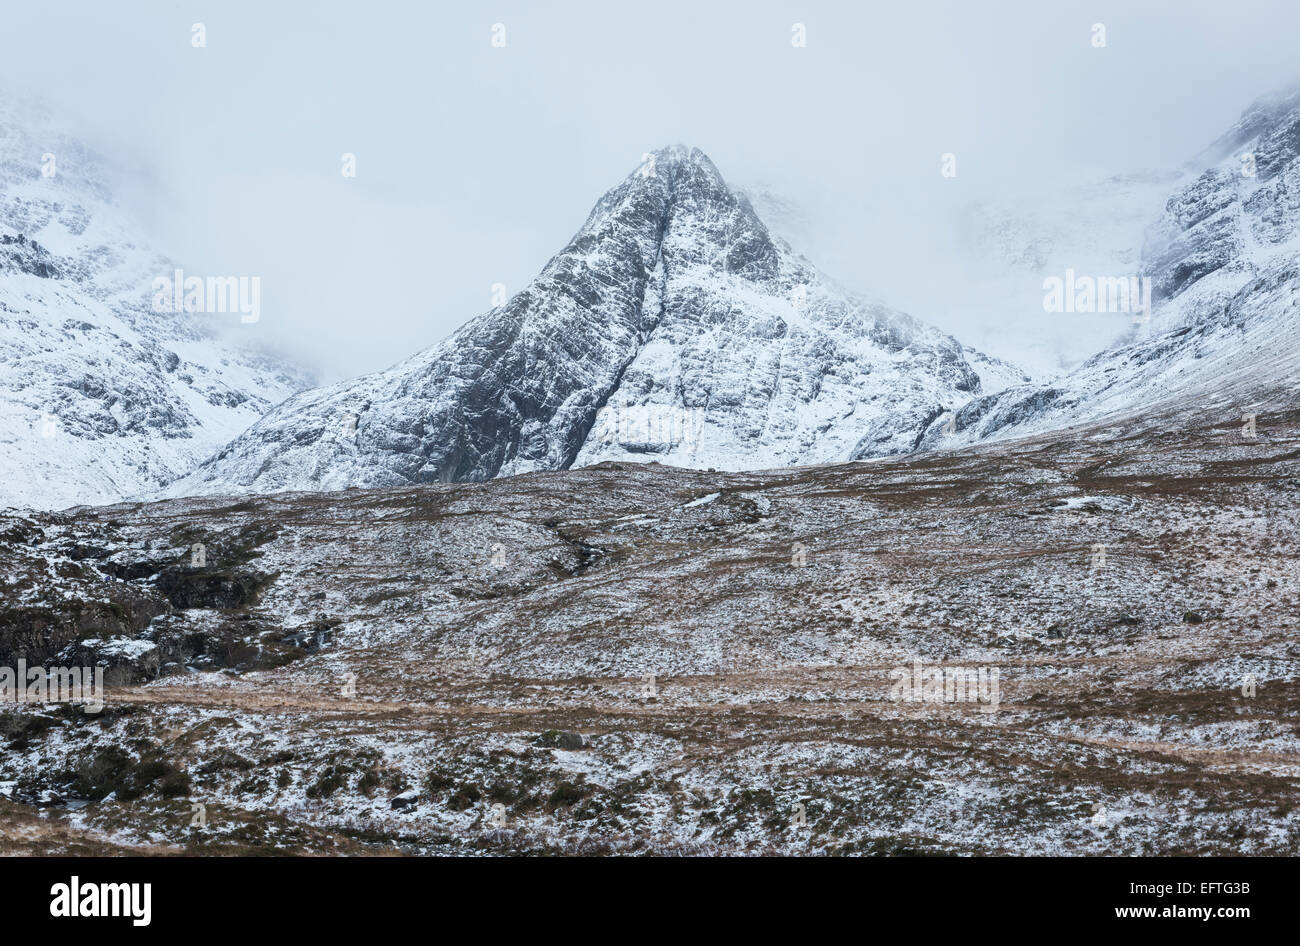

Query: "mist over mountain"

xmin=915 ymin=88 xmax=1300 ymax=452
xmin=166 ymin=146 xmax=1023 ymax=496
xmin=2 ymin=4 xmax=1300 ymax=871
xmin=0 ymin=96 xmax=310 ymax=511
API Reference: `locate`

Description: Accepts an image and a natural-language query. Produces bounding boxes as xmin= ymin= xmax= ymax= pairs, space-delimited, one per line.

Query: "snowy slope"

xmin=951 ymin=170 xmax=1181 ymax=375
xmin=910 ymin=89 xmax=1300 ymax=453
xmin=0 ymin=98 xmax=310 ymax=511
xmin=168 ymin=146 xmax=1022 ymax=496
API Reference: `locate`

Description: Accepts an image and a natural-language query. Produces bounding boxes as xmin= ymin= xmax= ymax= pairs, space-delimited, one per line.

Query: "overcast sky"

xmin=3 ymin=0 xmax=1299 ymax=380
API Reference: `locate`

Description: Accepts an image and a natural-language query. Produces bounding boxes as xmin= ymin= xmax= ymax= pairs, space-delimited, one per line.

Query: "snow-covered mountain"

xmin=913 ymin=89 xmax=1300 ymax=453
xmin=0 ymin=98 xmax=311 ymax=511
xmin=168 ymin=146 xmax=1024 ymax=496
xmin=950 ymin=170 xmax=1180 ymax=375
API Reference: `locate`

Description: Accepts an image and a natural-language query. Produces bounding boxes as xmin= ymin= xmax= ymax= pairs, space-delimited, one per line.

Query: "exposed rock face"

xmin=906 ymin=89 xmax=1300 ymax=453
xmin=0 ymin=98 xmax=311 ymax=511
xmin=167 ymin=147 xmax=1015 ymax=496
xmin=0 ymin=511 xmax=298 ymax=683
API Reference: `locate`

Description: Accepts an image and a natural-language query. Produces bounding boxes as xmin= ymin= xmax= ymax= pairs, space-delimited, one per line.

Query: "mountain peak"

xmin=167 ymin=148 xmax=996 ymax=496
xmin=629 ymin=144 xmax=723 ymax=180
xmin=569 ymin=143 xmax=777 ymax=288
xmin=594 ymin=144 xmax=736 ymax=212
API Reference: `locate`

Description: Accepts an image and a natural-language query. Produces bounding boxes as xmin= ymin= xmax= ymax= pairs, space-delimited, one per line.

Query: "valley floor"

xmin=2 ymin=391 xmax=1298 ymax=855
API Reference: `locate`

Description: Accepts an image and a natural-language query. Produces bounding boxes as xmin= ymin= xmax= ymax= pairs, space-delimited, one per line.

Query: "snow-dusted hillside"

xmin=169 ymin=146 xmax=1022 ymax=496
xmin=0 ymin=99 xmax=310 ymax=511
xmin=6 ymin=391 xmax=1298 ymax=855
xmin=914 ymin=89 xmax=1300 ymax=453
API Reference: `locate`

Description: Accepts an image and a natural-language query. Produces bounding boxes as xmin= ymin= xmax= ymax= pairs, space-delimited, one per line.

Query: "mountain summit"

xmin=168 ymin=146 xmax=1019 ymax=495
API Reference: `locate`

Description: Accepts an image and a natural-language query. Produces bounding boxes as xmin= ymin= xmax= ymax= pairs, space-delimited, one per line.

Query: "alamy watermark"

xmin=50 ymin=876 xmax=150 ymax=926
xmin=592 ymin=402 xmax=705 ymax=454
xmin=889 ymin=659 xmax=1000 ymax=713
xmin=151 ymin=269 xmax=260 ymax=324
xmin=1 ymin=659 xmax=104 ymax=713
xmin=1043 ymin=269 xmax=1152 ymax=324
